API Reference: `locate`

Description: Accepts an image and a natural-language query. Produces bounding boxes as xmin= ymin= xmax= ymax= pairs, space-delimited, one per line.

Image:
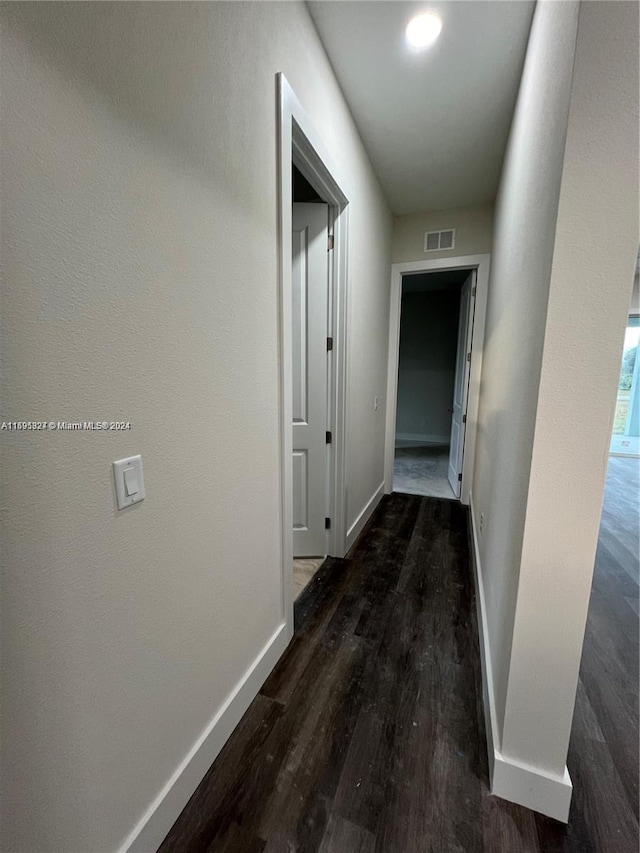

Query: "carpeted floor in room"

xmin=393 ymin=443 xmax=455 ymax=499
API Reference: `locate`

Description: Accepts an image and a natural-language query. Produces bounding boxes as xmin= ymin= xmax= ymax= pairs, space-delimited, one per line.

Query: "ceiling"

xmin=307 ymin=1 xmax=535 ymax=215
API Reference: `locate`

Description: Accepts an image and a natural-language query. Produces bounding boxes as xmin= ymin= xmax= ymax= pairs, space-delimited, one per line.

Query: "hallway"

xmin=158 ymin=486 xmax=638 ymax=852
xmin=1 ymin=3 xmax=637 ymax=849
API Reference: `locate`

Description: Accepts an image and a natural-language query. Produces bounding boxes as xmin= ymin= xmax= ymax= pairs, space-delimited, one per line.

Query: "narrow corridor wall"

xmin=471 ymin=0 xmax=639 ymax=819
xmin=0 ymin=3 xmax=392 ymax=850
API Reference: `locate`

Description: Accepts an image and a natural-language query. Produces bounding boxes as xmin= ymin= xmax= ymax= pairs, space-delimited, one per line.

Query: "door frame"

xmin=277 ymin=73 xmax=349 ymax=641
xmin=447 ymin=270 xmax=477 ymax=498
xmin=384 ymin=254 xmax=491 ymax=505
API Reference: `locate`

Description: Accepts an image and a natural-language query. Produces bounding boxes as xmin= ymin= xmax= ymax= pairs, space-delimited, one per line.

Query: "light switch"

xmin=123 ymin=467 xmax=139 ymax=497
xmin=113 ymin=455 xmax=145 ymax=510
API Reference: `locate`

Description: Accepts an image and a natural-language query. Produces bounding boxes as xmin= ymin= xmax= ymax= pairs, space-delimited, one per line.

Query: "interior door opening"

xmin=278 ymin=74 xmax=350 ymax=637
xmin=291 ymin=165 xmax=332 ymax=597
xmin=610 ymin=313 xmax=640 ymax=458
xmin=392 ymin=268 xmax=476 ymax=500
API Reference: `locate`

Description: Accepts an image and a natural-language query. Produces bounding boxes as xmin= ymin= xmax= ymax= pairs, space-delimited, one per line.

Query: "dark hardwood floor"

xmin=159 ymin=460 xmax=639 ymax=853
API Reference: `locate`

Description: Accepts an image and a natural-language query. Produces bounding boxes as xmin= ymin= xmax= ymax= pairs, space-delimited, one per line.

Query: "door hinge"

xmin=327 ymin=336 xmax=333 ymax=351
xmin=327 ymin=234 xmax=334 ymax=251
xmin=458 ymin=473 xmax=463 ymax=482
xmin=462 ymin=414 xmax=467 ymax=423
xmin=472 ymin=286 xmax=476 ymax=297
xmin=326 ymin=431 xmax=332 ymax=444
xmin=466 ymin=352 xmax=471 ymax=362
xmin=325 ymin=517 xmax=331 ymax=530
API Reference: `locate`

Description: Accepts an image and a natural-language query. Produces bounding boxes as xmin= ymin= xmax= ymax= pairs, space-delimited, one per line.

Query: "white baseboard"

xmin=468 ymin=495 xmax=572 ymax=823
xmin=468 ymin=496 xmax=500 ymax=779
xmin=346 ymin=481 xmax=385 ymax=551
xmin=492 ymin=754 xmax=572 ymax=822
xmin=395 ymin=432 xmax=449 ymax=447
xmin=121 ymin=623 xmax=289 ymax=853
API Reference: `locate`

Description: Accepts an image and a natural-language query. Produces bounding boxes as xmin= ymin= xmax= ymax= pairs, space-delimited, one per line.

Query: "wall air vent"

xmin=424 ymin=229 xmax=456 ymax=252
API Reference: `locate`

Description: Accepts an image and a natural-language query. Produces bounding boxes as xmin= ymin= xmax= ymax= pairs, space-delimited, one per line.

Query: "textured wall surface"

xmin=471 ymin=0 xmax=581 ymax=739
xmin=499 ymin=0 xmax=639 ymax=774
xmin=0 ymin=3 xmax=391 ymax=850
xmin=472 ymin=0 xmax=639 ymax=780
xmin=396 ymin=290 xmax=460 ymax=441
xmin=392 ymin=202 xmax=494 ymax=263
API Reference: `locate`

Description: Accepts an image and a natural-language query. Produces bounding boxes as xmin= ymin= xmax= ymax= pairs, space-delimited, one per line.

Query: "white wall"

xmin=472 ymin=0 xmax=580 ymax=747
xmin=499 ymin=0 xmax=639 ymax=777
xmin=392 ymin=202 xmax=494 ymax=263
xmin=0 ymin=4 xmax=392 ymax=851
xmin=472 ymin=0 xmax=639 ymax=818
xmin=396 ymin=290 xmax=460 ymax=443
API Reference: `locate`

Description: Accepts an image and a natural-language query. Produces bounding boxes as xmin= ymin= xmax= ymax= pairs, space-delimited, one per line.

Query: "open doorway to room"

xmin=610 ymin=314 xmax=639 ymax=458
xmin=573 ymin=252 xmax=640 ymax=824
xmin=278 ymin=74 xmax=350 ymax=623
xmin=393 ymin=269 xmax=476 ymax=499
xmin=393 ymin=270 xmax=469 ymax=498
xmin=384 ymin=254 xmax=490 ymax=505
xmin=291 ymin=165 xmax=330 ymax=598
xmin=609 ymin=250 xmax=639 ymax=459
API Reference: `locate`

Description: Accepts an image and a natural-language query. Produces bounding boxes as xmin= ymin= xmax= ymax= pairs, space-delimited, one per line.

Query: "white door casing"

xmin=292 ymin=203 xmax=329 ymax=556
xmin=384 ymin=255 xmax=490 ymax=505
xmin=448 ymin=270 xmax=476 ymax=497
xmin=279 ymin=73 xmax=350 ymax=640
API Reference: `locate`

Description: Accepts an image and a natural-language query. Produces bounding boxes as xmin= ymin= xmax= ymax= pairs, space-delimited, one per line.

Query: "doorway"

xmin=384 ymin=254 xmax=490 ymax=505
xmin=291 ymin=168 xmax=331 ymax=599
xmin=609 ymin=315 xmax=640 ymax=457
xmin=291 ymin=182 xmax=329 ymax=557
xmin=393 ymin=269 xmax=475 ymax=499
xmin=278 ymin=74 xmax=350 ymax=639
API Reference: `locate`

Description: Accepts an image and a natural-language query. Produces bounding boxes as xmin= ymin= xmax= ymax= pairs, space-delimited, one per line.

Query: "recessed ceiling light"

xmin=405 ymin=12 xmax=443 ymax=50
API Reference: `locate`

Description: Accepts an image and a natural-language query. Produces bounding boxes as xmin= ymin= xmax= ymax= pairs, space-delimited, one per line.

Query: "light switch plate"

xmin=113 ymin=455 xmax=145 ymax=510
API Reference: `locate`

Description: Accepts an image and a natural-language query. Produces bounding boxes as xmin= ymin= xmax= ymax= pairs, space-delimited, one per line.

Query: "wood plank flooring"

xmin=159 ymin=462 xmax=638 ymax=852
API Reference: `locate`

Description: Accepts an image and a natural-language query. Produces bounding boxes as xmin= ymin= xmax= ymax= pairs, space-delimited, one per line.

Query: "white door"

xmin=448 ymin=271 xmax=476 ymax=497
xmin=292 ymin=203 xmax=329 ymax=556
